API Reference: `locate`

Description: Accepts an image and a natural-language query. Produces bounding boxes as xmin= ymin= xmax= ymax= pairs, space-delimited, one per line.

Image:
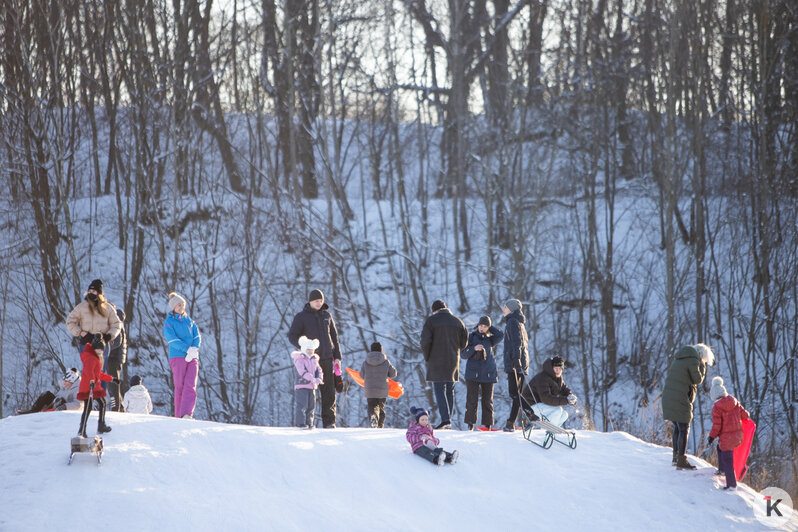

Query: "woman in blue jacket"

xmin=460 ymin=316 xmax=503 ymax=429
xmin=163 ymin=292 xmax=201 ymax=419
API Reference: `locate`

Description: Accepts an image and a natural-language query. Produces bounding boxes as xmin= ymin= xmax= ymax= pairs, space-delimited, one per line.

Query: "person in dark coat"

xmin=360 ymin=342 xmax=397 ymax=428
xmin=420 ymin=300 xmax=468 ymax=429
xmin=501 ymin=299 xmax=529 ymax=431
xmin=521 ymin=356 xmax=577 ymax=427
xmin=287 ymin=289 xmax=342 ymax=428
xmin=661 ymin=343 xmax=713 ymax=470
xmin=460 ymin=316 xmax=503 ymax=429
xmin=105 ymin=308 xmax=127 ymax=411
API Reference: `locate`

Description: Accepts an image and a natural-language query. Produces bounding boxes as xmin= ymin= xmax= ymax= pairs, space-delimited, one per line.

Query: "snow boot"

xmin=676 ymin=455 xmax=696 ymax=470
xmin=435 ymin=421 xmax=452 ymax=430
xmin=445 ymin=450 xmax=459 ymax=465
xmin=96 ymin=397 xmax=111 ymax=434
xmin=502 ymin=422 xmax=515 ymax=432
xmin=672 ymin=452 xmax=677 ymax=466
xmin=370 ymin=414 xmax=378 ymax=428
xmin=433 ymin=451 xmax=445 ymax=466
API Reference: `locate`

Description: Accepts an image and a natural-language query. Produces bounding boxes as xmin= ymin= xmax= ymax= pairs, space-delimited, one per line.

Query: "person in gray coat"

xmin=420 ymin=300 xmax=468 ymax=429
xmin=360 ymin=342 xmax=398 ymax=428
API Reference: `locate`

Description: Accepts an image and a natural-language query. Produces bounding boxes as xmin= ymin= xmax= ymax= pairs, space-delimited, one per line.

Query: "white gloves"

xmin=185 ymin=346 xmax=199 ymax=362
xmin=567 ymin=393 xmax=577 ymax=405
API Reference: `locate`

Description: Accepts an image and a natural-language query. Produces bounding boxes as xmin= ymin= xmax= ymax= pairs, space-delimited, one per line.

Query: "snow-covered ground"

xmin=1 ymin=413 xmax=794 ymax=531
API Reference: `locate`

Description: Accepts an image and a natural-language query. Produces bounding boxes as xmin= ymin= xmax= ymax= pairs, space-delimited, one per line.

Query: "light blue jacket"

xmin=163 ymin=312 xmax=201 ymax=359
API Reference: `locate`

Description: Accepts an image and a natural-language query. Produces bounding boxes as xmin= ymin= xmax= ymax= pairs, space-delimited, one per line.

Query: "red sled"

xmin=345 ymin=368 xmax=404 ymax=399
xmin=733 ymin=418 xmax=756 ymax=481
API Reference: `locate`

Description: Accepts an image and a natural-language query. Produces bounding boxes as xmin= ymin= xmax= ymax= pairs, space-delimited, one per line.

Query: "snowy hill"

xmin=1 ymin=414 xmax=794 ymax=531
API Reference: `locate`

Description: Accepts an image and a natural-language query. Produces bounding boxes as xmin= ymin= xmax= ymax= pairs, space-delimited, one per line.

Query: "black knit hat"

xmin=130 ymin=375 xmax=142 ymax=387
xmin=410 ymin=406 xmax=430 ymax=422
xmin=431 ymin=300 xmax=446 ymax=312
xmin=370 ymin=342 xmax=383 ymax=352
xmin=88 ymin=279 xmax=104 ymax=295
xmin=551 ymin=355 xmax=565 ymax=368
xmin=478 ymin=315 xmax=492 ymax=328
xmin=90 ymin=334 xmax=106 ymax=351
xmin=308 ymin=289 xmax=324 ymax=302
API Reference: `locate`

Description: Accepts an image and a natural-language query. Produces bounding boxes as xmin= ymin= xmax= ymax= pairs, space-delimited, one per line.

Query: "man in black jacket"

xmin=420 ymin=300 xmax=468 ymax=429
xmin=288 ymin=289 xmax=342 ymax=428
xmin=521 ymin=355 xmax=577 ymax=427
xmin=105 ymin=308 xmax=127 ymax=411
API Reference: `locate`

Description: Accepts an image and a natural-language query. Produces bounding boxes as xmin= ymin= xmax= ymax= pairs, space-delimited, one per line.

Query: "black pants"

xmin=506 ymin=372 xmax=525 ymax=426
xmin=464 ymin=380 xmax=494 ymax=427
xmin=414 ymin=446 xmax=454 ymax=464
xmin=105 ymin=358 xmax=123 ymax=411
xmin=367 ymin=398 xmax=387 ymax=427
xmin=318 ymin=358 xmax=337 ymax=427
xmin=671 ymin=421 xmax=690 ymax=456
xmin=21 ymin=391 xmax=56 ymax=414
xmin=717 ymin=447 xmax=737 ymax=488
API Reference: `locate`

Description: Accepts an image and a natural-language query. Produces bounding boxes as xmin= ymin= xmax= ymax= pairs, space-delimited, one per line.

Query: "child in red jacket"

xmin=708 ymin=376 xmax=750 ymax=490
xmin=77 ymin=335 xmax=115 ymax=437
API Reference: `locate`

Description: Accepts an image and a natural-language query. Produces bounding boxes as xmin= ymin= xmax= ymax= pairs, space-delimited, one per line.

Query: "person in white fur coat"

xmin=123 ymin=375 xmax=153 ymax=414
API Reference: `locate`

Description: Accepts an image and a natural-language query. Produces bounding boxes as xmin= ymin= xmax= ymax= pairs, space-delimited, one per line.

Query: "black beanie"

xmin=90 ymin=334 xmax=106 ymax=351
xmin=130 ymin=375 xmax=142 ymax=387
xmin=88 ymin=279 xmax=104 ymax=295
xmin=308 ymin=289 xmax=324 ymax=302
xmin=370 ymin=342 xmax=383 ymax=352
xmin=410 ymin=406 xmax=429 ymax=422
xmin=551 ymin=355 xmax=565 ymax=368
xmin=431 ymin=300 xmax=446 ymax=312
xmin=478 ymin=315 xmax=492 ymax=328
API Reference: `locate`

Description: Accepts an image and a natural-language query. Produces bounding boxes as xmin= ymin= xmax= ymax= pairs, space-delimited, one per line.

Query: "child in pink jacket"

xmin=406 ymin=406 xmax=458 ymax=466
xmin=291 ymin=336 xmax=324 ymax=428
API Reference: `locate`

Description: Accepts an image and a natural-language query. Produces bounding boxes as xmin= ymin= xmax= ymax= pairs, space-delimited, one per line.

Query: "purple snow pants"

xmin=169 ymin=357 xmax=198 ymax=418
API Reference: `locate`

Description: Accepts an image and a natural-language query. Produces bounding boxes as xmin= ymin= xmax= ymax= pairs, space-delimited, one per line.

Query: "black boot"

xmin=78 ymin=397 xmax=93 ymax=438
xmin=96 ymin=398 xmax=112 ymax=434
xmin=672 ymin=452 xmax=677 ymax=466
xmin=676 ymin=454 xmax=696 ymax=470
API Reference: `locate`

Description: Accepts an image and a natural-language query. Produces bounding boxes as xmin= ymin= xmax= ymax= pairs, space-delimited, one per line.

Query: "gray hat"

xmin=503 ymin=299 xmax=522 ymax=312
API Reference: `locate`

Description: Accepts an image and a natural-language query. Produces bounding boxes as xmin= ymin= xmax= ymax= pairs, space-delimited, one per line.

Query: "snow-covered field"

xmin=1 ymin=412 xmax=794 ymax=531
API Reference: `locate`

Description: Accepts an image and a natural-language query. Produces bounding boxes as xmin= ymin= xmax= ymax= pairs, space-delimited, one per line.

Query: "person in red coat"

xmin=707 ymin=376 xmax=750 ymax=490
xmin=77 ymin=335 xmax=115 ymax=437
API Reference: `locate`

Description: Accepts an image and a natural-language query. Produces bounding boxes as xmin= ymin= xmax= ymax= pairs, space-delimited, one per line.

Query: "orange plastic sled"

xmin=345 ymin=368 xmax=404 ymax=399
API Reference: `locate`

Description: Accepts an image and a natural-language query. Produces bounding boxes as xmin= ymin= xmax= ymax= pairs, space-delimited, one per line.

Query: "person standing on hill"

xmin=501 ymin=299 xmax=529 ymax=432
xmin=662 ymin=343 xmax=714 ymax=470
xmin=461 ymin=316 xmax=503 ymax=430
xmin=420 ymin=300 xmax=468 ymax=429
xmin=106 ymin=308 xmax=127 ymax=411
xmin=360 ymin=341 xmax=398 ymax=428
xmin=163 ymin=292 xmax=201 ymax=419
xmin=708 ymin=376 xmax=750 ymax=490
xmin=287 ymin=289 xmax=342 ymax=428
xmin=66 ymin=279 xmax=122 ymax=352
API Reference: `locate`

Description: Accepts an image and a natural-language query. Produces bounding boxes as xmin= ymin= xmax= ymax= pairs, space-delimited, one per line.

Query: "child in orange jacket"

xmin=77 ymin=335 xmax=115 ymax=437
xmin=708 ymin=377 xmax=750 ymax=490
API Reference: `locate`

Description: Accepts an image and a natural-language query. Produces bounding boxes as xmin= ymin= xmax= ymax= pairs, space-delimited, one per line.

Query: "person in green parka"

xmin=662 ymin=343 xmax=715 ymax=470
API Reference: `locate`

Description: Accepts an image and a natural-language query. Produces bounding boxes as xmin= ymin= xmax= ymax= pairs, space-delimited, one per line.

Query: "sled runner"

xmin=733 ymin=418 xmax=756 ymax=481
xmin=519 ymin=409 xmax=577 ymax=450
xmin=68 ymin=435 xmax=103 ymax=465
xmin=345 ymin=368 xmax=404 ymax=399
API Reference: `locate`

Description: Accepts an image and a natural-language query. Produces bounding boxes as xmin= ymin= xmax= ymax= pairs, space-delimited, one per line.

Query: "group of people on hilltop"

xmin=420 ymin=297 xmax=577 ymax=432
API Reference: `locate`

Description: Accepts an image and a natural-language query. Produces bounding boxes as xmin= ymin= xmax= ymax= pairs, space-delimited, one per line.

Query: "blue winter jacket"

xmin=502 ymin=309 xmax=529 ymax=375
xmin=163 ymin=312 xmax=201 ymax=359
xmin=460 ymin=325 xmax=503 ymax=383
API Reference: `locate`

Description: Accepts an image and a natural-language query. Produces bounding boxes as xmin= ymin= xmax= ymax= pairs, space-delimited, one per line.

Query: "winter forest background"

xmin=0 ymin=0 xmax=796 ymax=498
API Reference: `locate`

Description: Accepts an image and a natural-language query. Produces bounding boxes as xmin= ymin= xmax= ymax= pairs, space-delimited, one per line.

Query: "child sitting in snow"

xmin=707 ymin=376 xmax=750 ymax=491
xmin=406 ymin=406 xmax=458 ymax=466
xmin=291 ymin=336 xmax=324 ymax=428
xmin=123 ymin=375 xmax=153 ymax=414
xmin=18 ymin=368 xmax=82 ymax=414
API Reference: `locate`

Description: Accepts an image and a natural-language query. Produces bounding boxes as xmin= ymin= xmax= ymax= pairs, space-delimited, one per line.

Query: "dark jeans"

xmin=21 ymin=391 xmax=56 ymax=413
xmin=464 ymin=380 xmax=494 ymax=427
xmin=318 ymin=358 xmax=337 ymax=427
xmin=105 ymin=358 xmax=123 ymax=411
xmin=506 ymin=372 xmax=525 ymax=426
xmin=432 ymin=381 xmax=455 ymax=424
xmin=414 ymin=446 xmax=454 ymax=464
xmin=367 ymin=398 xmax=387 ymax=427
xmin=671 ymin=421 xmax=690 ymax=456
xmin=717 ymin=447 xmax=737 ymax=488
